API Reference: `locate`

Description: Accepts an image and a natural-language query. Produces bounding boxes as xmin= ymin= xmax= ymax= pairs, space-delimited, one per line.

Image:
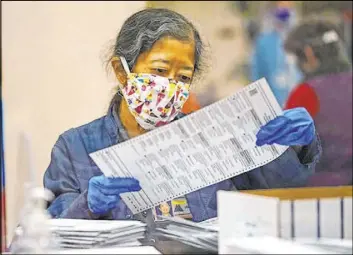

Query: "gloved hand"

xmin=256 ymin=107 xmax=315 ymax=147
xmin=87 ymin=175 xmax=141 ymax=215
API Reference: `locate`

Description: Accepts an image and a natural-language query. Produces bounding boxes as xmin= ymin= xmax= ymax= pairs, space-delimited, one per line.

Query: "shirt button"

xmin=126 ymin=214 xmax=131 ymax=219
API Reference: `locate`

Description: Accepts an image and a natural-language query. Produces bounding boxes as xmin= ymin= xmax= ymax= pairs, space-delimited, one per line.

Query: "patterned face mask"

xmin=118 ymin=56 xmax=191 ymax=130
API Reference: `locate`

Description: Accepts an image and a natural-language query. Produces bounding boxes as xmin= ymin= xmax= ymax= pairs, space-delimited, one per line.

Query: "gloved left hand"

xmin=87 ymin=175 xmax=141 ymax=215
xmin=256 ymin=107 xmax=315 ymax=147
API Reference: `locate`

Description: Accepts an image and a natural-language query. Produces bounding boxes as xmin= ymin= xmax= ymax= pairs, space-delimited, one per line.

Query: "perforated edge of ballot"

xmin=90 ymin=78 xmax=289 ymax=214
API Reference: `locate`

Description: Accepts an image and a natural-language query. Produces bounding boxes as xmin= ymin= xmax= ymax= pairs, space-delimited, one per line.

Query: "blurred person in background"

xmin=250 ymin=1 xmax=303 ymax=107
xmin=284 ymin=19 xmax=352 ymax=186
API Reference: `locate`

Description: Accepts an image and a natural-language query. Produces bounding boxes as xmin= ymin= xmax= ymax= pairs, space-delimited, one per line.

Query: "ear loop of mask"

xmin=120 ymin=56 xmax=131 ymax=75
xmin=112 ymin=56 xmax=131 ymax=97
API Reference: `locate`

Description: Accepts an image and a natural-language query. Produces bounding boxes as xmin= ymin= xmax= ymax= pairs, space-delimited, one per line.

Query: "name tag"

xmin=152 ymin=196 xmax=192 ymax=222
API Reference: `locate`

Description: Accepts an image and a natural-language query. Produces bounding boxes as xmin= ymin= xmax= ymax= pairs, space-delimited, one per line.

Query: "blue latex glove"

xmin=256 ymin=107 xmax=315 ymax=147
xmin=88 ymin=175 xmax=141 ymax=215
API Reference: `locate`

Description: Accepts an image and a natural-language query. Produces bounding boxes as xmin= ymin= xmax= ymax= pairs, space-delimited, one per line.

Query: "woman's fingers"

xmin=257 ymin=124 xmax=313 ymax=146
xmin=89 ymin=193 xmax=120 ymax=213
xmin=100 ymin=186 xmax=141 ymax=196
xmin=103 ymin=177 xmax=141 ymax=189
xmin=256 ymin=117 xmax=291 ymax=146
xmin=255 ymin=108 xmax=315 ymax=147
xmin=93 ymin=176 xmax=141 ymax=192
xmin=105 ymin=194 xmax=122 ymax=208
xmin=264 ymin=126 xmax=310 ymax=146
xmin=257 ymin=125 xmax=294 ymax=146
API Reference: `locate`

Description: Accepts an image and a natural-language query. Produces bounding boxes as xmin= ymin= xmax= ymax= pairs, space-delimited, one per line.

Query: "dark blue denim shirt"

xmin=43 ymin=101 xmax=321 ymax=222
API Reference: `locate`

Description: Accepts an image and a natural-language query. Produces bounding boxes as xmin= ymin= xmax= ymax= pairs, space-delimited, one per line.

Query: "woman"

xmin=284 ymin=19 xmax=352 ymax=186
xmin=44 ymin=8 xmax=321 ymax=224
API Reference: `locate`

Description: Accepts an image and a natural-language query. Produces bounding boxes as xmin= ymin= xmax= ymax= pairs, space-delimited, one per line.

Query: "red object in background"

xmin=284 ymin=82 xmax=320 ymax=118
xmin=182 ymin=92 xmax=201 ymax=114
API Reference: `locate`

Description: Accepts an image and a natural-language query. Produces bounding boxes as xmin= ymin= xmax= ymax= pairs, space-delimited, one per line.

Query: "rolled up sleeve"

xmin=294 ymin=132 xmax=322 ymax=168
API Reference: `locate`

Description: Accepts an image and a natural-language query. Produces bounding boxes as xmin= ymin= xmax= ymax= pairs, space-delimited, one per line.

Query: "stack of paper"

xmin=49 ymin=219 xmax=146 ymax=249
xmin=154 ymin=216 xmax=218 ymax=252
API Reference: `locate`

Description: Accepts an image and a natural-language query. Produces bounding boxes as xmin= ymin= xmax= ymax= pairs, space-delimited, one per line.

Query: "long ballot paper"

xmin=90 ymin=78 xmax=288 ymax=214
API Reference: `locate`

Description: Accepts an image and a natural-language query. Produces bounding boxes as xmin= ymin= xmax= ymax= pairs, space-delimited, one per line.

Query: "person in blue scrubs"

xmin=250 ymin=1 xmax=303 ymax=107
xmin=43 ymin=8 xmax=321 ymax=227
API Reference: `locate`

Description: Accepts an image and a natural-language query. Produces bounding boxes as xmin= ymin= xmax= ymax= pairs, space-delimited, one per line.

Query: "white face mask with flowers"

xmin=117 ymin=56 xmax=191 ymax=130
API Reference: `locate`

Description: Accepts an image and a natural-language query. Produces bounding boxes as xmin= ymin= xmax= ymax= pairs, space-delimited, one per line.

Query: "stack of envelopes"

xmin=49 ymin=219 xmax=146 ymax=249
xmin=154 ymin=216 xmax=218 ymax=253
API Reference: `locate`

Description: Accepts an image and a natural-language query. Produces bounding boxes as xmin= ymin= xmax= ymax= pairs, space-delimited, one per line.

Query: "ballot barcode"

xmin=240 ymin=150 xmax=255 ymax=166
xmin=249 ymin=88 xmax=258 ymax=96
xmin=177 ymin=123 xmax=189 ymax=138
xmin=197 ymin=132 xmax=210 ymax=147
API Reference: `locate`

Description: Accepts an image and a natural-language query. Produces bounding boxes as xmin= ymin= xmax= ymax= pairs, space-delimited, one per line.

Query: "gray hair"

xmin=106 ymin=8 xmax=206 ymax=79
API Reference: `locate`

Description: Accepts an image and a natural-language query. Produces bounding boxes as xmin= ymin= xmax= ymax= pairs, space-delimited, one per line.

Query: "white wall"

xmin=2 ymin=1 xmax=146 ymax=243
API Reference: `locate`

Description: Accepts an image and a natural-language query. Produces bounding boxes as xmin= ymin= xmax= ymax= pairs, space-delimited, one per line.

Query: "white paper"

xmin=293 ymin=200 xmax=318 ymax=238
xmin=218 ymin=191 xmax=280 ymax=254
xmin=343 ymin=197 xmax=352 ymax=239
xmin=90 ymin=78 xmax=288 ymax=214
xmin=279 ymin=200 xmax=291 ymax=239
xmin=49 ymin=219 xmax=146 ymax=249
xmin=155 ymin=216 xmax=219 ymax=252
xmin=157 ymin=215 xmax=218 ymax=232
xmin=319 ymin=198 xmax=341 ymax=238
xmin=49 ymin=219 xmax=145 ymax=232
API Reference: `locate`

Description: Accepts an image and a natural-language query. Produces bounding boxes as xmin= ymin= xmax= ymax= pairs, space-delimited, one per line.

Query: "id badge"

xmin=152 ymin=197 xmax=192 ymax=222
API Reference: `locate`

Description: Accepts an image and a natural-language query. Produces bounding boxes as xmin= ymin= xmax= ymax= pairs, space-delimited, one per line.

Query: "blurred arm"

xmin=250 ymin=36 xmax=267 ymax=82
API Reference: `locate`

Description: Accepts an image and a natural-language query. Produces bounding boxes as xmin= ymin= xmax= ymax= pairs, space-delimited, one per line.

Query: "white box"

xmin=218 ymin=186 xmax=352 ymax=254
